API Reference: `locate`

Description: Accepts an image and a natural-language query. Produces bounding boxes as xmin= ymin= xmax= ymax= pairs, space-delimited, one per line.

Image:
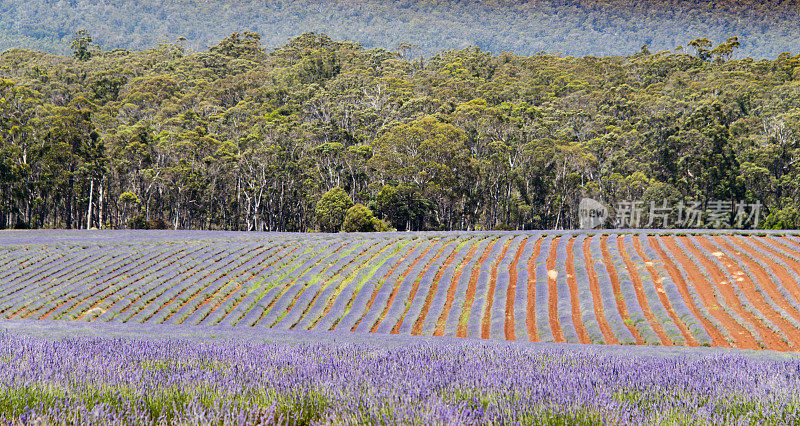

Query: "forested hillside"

xmin=1 ymin=32 xmax=799 ymax=231
xmin=1 ymin=0 xmax=800 ymax=59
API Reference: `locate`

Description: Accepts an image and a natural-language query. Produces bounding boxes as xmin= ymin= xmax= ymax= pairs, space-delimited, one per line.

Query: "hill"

xmin=2 ymin=34 xmax=800 ymax=232
xmin=1 ymin=0 xmax=799 ymax=58
xmin=4 ymin=230 xmax=800 ymax=352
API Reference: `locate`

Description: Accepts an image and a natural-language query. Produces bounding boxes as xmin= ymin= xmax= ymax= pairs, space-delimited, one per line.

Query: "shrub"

xmin=315 ymin=187 xmax=353 ymax=232
xmin=342 ymin=204 xmax=388 ymax=232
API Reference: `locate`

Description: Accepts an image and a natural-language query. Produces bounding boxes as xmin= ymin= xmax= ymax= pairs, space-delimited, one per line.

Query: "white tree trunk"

xmin=86 ymin=179 xmax=94 ymax=229
xmin=98 ymin=181 xmax=104 ymax=228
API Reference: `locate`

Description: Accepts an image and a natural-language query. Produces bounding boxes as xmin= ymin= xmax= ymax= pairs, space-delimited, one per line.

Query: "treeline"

xmin=1 ymin=32 xmax=799 ymax=232
xmin=2 ymin=0 xmax=800 ymax=58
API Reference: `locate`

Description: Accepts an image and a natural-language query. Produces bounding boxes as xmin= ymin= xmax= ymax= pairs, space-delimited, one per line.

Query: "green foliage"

xmin=209 ymin=32 xmax=265 ymax=60
xmin=711 ymin=37 xmax=741 ymax=62
xmin=763 ymin=205 xmax=800 ymax=230
xmin=688 ymin=38 xmax=713 ymax=61
xmin=70 ymin=29 xmax=93 ymax=61
xmin=315 ymin=187 xmax=353 ymax=233
xmin=342 ymin=204 xmax=388 ymax=233
xmin=371 ymin=184 xmax=436 ymax=231
xmin=119 ymin=192 xmax=139 ymax=205
xmin=1 ymin=31 xmax=800 ymax=231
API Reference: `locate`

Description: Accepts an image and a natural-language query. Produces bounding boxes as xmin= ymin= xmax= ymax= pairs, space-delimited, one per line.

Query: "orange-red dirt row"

xmin=3 ymin=231 xmax=800 ymax=352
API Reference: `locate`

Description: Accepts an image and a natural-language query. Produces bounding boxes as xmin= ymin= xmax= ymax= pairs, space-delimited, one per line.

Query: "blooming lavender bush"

xmin=419 ymin=239 xmax=475 ymax=336
xmin=465 ymin=236 xmax=508 ymax=339
xmin=621 ymin=234 xmax=685 ymax=345
xmin=2 ymin=330 xmax=800 ymax=425
xmin=605 ymin=236 xmax=661 ymax=345
xmin=297 ymin=240 xmax=392 ymax=330
xmin=330 ymin=247 xmax=406 ymax=331
xmin=534 ymin=237 xmax=555 ymax=343
xmin=554 ymin=236 xmax=580 ymax=343
xmin=571 ymin=235 xmax=605 ymax=344
xmin=639 ymin=235 xmax=713 ymax=346
xmin=513 ymin=237 xmax=539 ymax=342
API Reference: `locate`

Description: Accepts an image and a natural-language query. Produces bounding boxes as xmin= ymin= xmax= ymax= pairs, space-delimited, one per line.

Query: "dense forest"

xmin=0 ymin=31 xmax=799 ymax=231
xmin=1 ymin=0 xmax=800 ymax=58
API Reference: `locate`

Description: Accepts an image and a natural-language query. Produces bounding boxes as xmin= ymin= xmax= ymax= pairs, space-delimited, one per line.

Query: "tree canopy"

xmin=1 ymin=32 xmax=799 ymax=231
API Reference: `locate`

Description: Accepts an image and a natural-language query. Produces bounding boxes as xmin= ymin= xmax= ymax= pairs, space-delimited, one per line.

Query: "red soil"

xmin=565 ymin=237 xmax=589 ymax=344
xmin=617 ymin=236 xmax=672 ymax=346
xmin=750 ymin=237 xmax=800 ymax=286
xmin=632 ymin=237 xmax=697 ymax=346
xmin=434 ymin=244 xmax=479 ymax=337
xmin=371 ymin=242 xmax=434 ymax=332
xmin=457 ymin=238 xmax=497 ymax=338
xmin=350 ymin=241 xmax=423 ymax=332
xmin=711 ymin=236 xmax=800 ymax=348
xmin=777 ymin=235 xmax=800 ymax=251
xmin=481 ymin=238 xmax=514 ymax=339
xmin=582 ymin=236 xmax=617 ymax=344
xmin=526 ymin=238 xmax=544 ymax=342
xmin=412 ymin=241 xmax=461 ymax=335
xmin=546 ymin=237 xmax=565 ymax=343
xmin=662 ymin=236 xmax=756 ymax=349
xmin=649 ymin=236 xmax=729 ymax=348
xmin=38 ymin=294 xmax=78 ymax=320
xmin=730 ymin=236 xmax=800 ymax=321
xmin=504 ymin=237 xmax=528 ymax=341
xmin=393 ymin=242 xmax=452 ymax=334
xmin=600 ymin=236 xmax=643 ymax=344
xmin=680 ymin=236 xmax=786 ymax=351
xmin=288 ymin=242 xmax=379 ymax=329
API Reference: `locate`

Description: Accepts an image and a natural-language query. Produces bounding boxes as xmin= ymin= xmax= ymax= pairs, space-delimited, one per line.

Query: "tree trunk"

xmin=86 ymin=179 xmax=94 ymax=229
xmin=98 ymin=181 xmax=104 ymax=229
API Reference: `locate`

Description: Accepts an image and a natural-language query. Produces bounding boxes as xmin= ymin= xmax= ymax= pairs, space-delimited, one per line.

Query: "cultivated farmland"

xmin=4 ymin=230 xmax=800 ymax=352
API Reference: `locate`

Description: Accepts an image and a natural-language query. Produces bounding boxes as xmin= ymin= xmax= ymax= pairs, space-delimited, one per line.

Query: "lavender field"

xmin=4 ymin=230 xmax=800 ymax=351
xmin=1 ymin=323 xmax=800 ymax=424
xmin=4 ymin=229 xmax=800 ymax=423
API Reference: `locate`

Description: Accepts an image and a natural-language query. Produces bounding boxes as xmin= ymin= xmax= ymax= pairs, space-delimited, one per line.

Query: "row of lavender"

xmin=3 ymin=232 xmax=800 ymax=349
xmin=1 ymin=331 xmax=799 ymax=424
